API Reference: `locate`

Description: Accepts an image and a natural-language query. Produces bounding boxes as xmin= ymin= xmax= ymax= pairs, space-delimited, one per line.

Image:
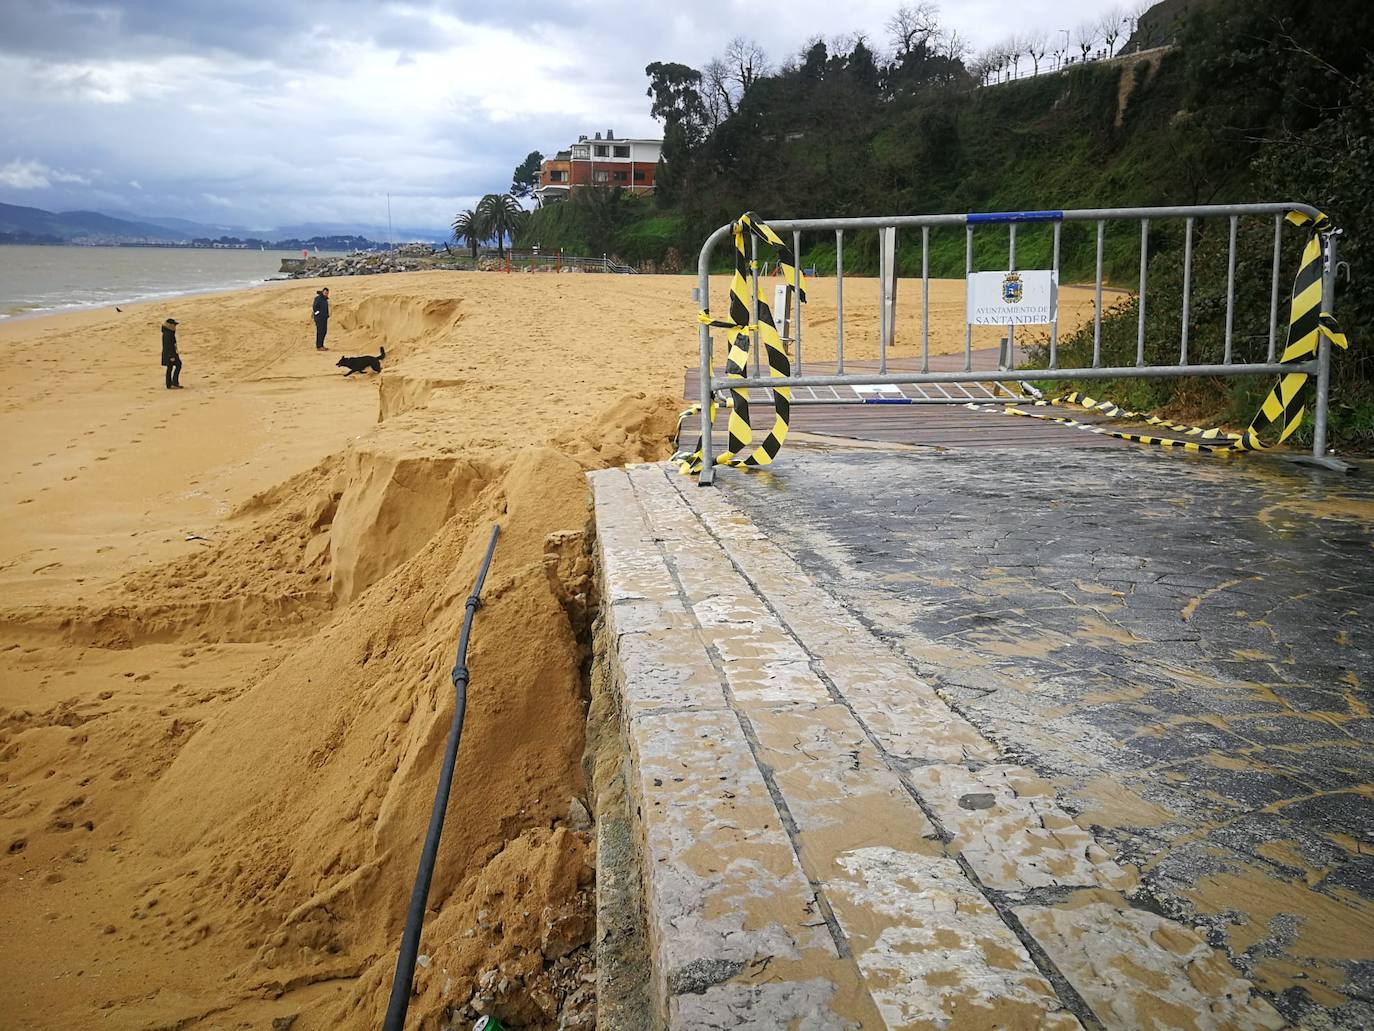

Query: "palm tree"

xmin=476 ymin=193 xmax=525 ymax=260
xmin=451 ymin=208 xmax=480 ymax=263
xmin=510 ymin=208 xmax=531 ymax=246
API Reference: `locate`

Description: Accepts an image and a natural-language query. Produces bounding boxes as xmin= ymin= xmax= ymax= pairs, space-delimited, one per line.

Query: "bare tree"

xmin=723 ymin=37 xmax=768 ymax=97
xmin=886 ymin=2 xmax=940 ymax=60
xmin=939 ymin=28 xmax=970 ymax=66
xmin=986 ymin=41 xmax=1012 ymax=83
xmin=970 ymin=47 xmax=997 ymax=86
xmin=1098 ymin=5 xmax=1127 ymax=56
xmin=702 ymin=58 xmax=735 ymax=126
xmin=1007 ymin=34 xmax=1024 ymax=79
xmin=1024 ymin=29 xmax=1049 ymax=75
xmin=1074 ymin=21 xmax=1099 ymax=63
xmin=829 ymin=32 xmax=859 ymax=60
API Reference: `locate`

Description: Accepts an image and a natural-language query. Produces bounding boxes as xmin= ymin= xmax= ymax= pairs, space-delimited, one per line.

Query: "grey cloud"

xmin=2 ymin=0 xmax=1115 ymax=228
xmin=0 ymin=0 xmax=584 ymax=61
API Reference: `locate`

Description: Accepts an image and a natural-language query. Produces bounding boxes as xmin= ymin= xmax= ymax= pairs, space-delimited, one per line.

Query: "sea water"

xmin=0 ymin=245 xmax=319 ymax=319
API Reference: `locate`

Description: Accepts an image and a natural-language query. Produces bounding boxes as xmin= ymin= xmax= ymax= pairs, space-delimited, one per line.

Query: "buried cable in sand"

xmin=383 ymin=523 xmax=501 ymax=1031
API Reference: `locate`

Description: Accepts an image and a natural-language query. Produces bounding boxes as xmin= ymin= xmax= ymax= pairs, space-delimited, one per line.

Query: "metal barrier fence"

xmin=502 ymin=251 xmax=638 ymax=274
xmin=692 ymin=203 xmax=1345 ymax=484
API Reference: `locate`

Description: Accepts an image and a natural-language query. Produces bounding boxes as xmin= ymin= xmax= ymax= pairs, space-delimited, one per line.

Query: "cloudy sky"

xmin=0 ymin=0 xmax=1118 ymax=231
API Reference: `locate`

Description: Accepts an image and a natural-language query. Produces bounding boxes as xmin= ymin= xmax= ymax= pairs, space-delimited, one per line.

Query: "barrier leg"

xmin=698 ymin=323 xmax=715 ymax=485
xmin=1290 ymin=231 xmax=1351 ymax=473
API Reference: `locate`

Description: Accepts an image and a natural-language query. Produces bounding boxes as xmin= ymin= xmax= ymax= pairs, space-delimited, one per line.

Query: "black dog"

xmin=336 ymin=346 xmax=385 ymax=376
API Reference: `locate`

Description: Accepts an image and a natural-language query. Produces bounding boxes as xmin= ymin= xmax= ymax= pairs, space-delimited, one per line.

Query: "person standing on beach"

xmin=312 ymin=287 xmax=330 ymax=350
xmin=161 ymin=318 xmax=183 ymax=389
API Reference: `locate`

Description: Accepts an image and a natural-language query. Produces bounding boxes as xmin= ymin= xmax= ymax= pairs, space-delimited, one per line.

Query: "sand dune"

xmin=0 ymin=268 xmax=1108 ymax=1029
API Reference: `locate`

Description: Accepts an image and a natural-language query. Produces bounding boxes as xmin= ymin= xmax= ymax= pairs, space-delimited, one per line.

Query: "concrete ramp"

xmin=591 ymin=462 xmax=1284 ymax=1030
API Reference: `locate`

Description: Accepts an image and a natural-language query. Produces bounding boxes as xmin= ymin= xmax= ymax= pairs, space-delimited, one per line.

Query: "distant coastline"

xmin=0 ymin=235 xmax=406 ymax=251
xmin=0 ymin=244 xmax=313 ymax=321
xmin=0 ymin=201 xmax=447 ymax=251
xmin=1 ymin=240 xmax=345 ymax=251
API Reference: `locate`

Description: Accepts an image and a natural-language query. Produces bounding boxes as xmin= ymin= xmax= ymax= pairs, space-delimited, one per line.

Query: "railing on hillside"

xmin=977 ymin=44 xmax=1166 ymax=87
xmin=691 ymin=202 xmax=1348 ymax=483
xmin=492 ymin=250 xmax=639 ymax=274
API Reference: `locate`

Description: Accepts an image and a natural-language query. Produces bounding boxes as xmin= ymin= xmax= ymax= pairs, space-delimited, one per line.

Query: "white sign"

xmin=772 ymin=283 xmax=792 ymax=338
xmin=967 ymin=270 xmax=1058 ymax=325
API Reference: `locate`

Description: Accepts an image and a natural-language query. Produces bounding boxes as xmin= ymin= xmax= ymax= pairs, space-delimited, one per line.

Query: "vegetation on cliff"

xmin=516 ymin=0 xmax=1372 ymax=444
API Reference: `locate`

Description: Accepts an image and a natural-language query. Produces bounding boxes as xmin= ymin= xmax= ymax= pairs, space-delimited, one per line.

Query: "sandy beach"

xmin=0 ymin=268 xmax=1110 ymax=1029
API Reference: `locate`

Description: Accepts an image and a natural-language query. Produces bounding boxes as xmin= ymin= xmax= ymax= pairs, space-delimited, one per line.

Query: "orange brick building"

xmin=534 ymin=130 xmax=663 ymax=206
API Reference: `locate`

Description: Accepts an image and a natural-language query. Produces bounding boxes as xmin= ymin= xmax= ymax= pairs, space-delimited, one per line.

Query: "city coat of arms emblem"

xmin=1002 ymin=271 xmax=1023 ymax=304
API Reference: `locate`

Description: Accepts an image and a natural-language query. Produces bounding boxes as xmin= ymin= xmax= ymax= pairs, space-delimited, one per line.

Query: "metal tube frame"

xmin=836 ymin=229 xmax=845 ymax=374
xmin=1050 ymin=222 xmax=1061 ymax=369
xmin=750 ymin=234 xmax=761 ymax=378
xmin=1137 ymin=219 xmax=1149 ymax=367
xmin=1180 ymin=216 xmax=1194 ymax=365
xmin=1092 ymin=220 xmax=1105 ymax=368
xmin=793 ymin=230 xmax=804 ymax=373
xmin=1004 ymin=224 xmax=1017 ymax=370
xmin=1223 ymin=215 xmax=1238 ymax=364
xmin=1312 ymin=231 xmax=1336 ymax=459
xmin=921 ymin=226 xmax=931 ymax=373
xmin=963 ymin=226 xmax=974 ymax=372
xmin=693 ymin=202 xmax=1331 ymax=486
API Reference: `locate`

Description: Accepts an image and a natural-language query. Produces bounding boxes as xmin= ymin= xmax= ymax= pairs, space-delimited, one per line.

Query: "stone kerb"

xmin=589 ymin=462 xmax=1286 ymax=1030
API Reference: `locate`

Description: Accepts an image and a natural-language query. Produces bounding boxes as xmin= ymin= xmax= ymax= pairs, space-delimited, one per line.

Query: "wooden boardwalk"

xmin=682 ymin=348 xmax=1125 ymax=450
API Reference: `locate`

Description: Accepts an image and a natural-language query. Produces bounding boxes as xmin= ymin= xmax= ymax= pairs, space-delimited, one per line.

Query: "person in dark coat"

xmin=312 ymin=287 xmax=330 ymax=349
xmin=161 ymin=318 xmax=183 ymax=388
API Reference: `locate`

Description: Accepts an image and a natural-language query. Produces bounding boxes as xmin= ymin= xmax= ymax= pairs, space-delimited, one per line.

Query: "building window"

xmin=593 ymin=170 xmax=609 ymax=183
xmin=613 ymin=145 xmax=630 ymax=158
xmin=572 ymin=145 xmax=589 ymax=159
xmin=549 ymin=170 xmax=565 ymax=182
xmin=594 ymin=145 xmax=608 ymax=157
xmin=633 ymin=170 xmax=646 ymax=181
xmin=613 ymin=170 xmax=628 ymax=181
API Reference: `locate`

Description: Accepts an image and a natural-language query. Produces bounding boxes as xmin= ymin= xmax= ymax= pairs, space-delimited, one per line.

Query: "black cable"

xmin=382 ymin=524 xmax=501 ymax=1031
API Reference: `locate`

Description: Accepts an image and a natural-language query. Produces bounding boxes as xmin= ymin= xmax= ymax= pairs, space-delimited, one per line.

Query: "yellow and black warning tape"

xmin=673 ymin=213 xmax=805 ymax=475
xmin=968 ymin=209 xmax=1349 ymax=453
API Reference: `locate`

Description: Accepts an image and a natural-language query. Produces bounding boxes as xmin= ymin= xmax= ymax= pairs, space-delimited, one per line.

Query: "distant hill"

xmin=0 ymin=204 xmax=445 ymax=247
xmin=0 ymin=203 xmax=449 ymax=246
xmin=271 ymin=221 xmax=449 ymax=243
xmin=0 ymin=202 xmax=189 ymax=243
xmin=132 ymin=214 xmax=256 ymax=238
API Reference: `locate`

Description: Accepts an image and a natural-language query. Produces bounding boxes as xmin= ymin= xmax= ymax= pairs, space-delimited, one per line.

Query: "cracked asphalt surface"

xmin=716 ymin=444 xmax=1374 ymax=1029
